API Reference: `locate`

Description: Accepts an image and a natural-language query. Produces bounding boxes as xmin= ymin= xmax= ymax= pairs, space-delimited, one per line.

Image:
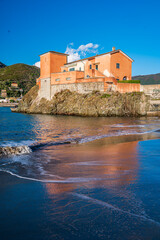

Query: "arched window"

xmin=123 ymin=76 xmax=127 ymax=80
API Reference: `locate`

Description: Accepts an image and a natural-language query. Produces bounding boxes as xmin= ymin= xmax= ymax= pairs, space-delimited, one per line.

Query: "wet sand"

xmin=0 ymin=138 xmax=160 ymax=240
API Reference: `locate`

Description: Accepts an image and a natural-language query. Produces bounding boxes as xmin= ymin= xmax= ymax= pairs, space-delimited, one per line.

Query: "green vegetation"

xmin=117 ymin=80 xmax=140 ymax=84
xmin=130 ymin=92 xmax=143 ymax=96
xmin=101 ymin=93 xmax=111 ymax=98
xmin=0 ymin=63 xmax=40 ymax=97
xmin=10 ymin=99 xmax=15 ymax=103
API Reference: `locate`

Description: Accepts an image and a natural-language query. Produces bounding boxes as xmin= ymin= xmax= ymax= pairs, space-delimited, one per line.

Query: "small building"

xmin=11 ymin=83 xmax=18 ymax=88
xmin=1 ymin=89 xmax=7 ymax=98
xmin=37 ymin=47 xmax=134 ymax=100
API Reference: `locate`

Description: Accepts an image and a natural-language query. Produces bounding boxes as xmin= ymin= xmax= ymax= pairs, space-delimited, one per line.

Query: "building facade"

xmin=1 ymin=89 xmax=7 ymax=98
xmin=37 ymin=48 xmax=134 ymax=100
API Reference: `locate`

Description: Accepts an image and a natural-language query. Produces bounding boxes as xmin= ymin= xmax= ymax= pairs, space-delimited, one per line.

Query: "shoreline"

xmin=1 ymin=137 xmax=160 ymax=179
xmin=11 ymin=108 xmax=160 ymax=117
xmin=0 ymin=103 xmax=18 ymax=107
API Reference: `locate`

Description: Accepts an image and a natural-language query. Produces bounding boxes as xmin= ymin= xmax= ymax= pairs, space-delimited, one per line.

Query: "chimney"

xmin=112 ymin=46 xmax=116 ymax=51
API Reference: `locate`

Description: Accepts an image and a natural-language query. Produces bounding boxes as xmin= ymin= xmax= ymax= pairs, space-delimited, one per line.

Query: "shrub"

xmin=117 ymin=80 xmax=140 ymax=84
xmin=101 ymin=93 xmax=111 ymax=98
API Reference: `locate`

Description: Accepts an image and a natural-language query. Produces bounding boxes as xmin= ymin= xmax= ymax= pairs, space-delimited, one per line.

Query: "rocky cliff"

xmin=13 ymin=85 xmax=150 ymax=117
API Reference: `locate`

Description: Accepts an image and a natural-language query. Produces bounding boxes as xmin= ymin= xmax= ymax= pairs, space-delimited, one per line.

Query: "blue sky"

xmin=1 ymin=0 xmax=160 ymax=76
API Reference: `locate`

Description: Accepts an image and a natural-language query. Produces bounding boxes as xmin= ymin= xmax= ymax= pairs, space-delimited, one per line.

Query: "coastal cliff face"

xmin=13 ymin=85 xmax=150 ymax=117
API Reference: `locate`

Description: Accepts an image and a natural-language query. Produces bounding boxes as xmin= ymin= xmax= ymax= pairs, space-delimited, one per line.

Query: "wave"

xmin=0 ymin=169 xmax=104 ymax=183
xmin=77 ymin=128 xmax=160 ymax=144
xmin=111 ymin=124 xmax=145 ymax=128
xmin=72 ymin=193 xmax=160 ymax=226
xmin=0 ymin=138 xmax=78 ymax=156
xmin=30 ymin=128 xmax=160 ymax=148
xmin=69 ymin=161 xmax=124 ymax=166
xmin=1 ymin=128 xmax=160 ymax=156
xmin=30 ymin=138 xmax=79 ymax=151
xmin=0 ymin=140 xmax=35 ymax=147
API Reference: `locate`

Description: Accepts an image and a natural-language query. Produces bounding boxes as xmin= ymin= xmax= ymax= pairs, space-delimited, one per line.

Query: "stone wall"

xmin=140 ymin=85 xmax=160 ymax=99
xmin=38 ymin=76 xmax=160 ymax=101
xmin=149 ymin=100 xmax=160 ymax=112
xmin=51 ymin=82 xmax=104 ymax=98
xmin=38 ymin=78 xmax=51 ymax=100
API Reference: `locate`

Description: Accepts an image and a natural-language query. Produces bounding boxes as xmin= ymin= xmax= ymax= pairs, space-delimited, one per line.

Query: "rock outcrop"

xmin=12 ymin=85 xmax=151 ymax=117
xmin=0 ymin=146 xmax=32 ymax=157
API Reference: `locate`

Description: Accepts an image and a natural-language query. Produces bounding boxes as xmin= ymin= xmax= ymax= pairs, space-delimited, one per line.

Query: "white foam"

xmin=111 ymin=124 xmax=145 ymax=128
xmin=1 ymin=127 xmax=158 ymax=153
xmin=78 ymin=128 xmax=160 ymax=144
xmin=72 ymin=193 xmax=160 ymax=226
xmin=0 ymin=140 xmax=35 ymax=147
xmin=0 ymin=169 xmax=102 ymax=183
xmin=70 ymin=161 xmax=115 ymax=166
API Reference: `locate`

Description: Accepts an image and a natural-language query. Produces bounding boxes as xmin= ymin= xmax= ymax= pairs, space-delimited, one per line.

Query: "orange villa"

xmin=37 ymin=47 xmax=138 ymax=100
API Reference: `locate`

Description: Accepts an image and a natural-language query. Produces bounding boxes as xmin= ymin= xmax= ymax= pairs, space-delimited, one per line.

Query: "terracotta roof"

xmin=64 ymin=49 xmax=134 ymax=66
xmin=39 ymin=51 xmax=69 ymax=56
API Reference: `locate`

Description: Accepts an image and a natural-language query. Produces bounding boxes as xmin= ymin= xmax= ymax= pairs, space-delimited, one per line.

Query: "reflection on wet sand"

xmin=45 ymin=140 xmax=139 ymax=196
xmin=32 ymin=115 xmax=160 ymax=144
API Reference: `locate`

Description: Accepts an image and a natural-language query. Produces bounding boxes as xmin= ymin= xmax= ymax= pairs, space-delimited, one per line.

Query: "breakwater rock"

xmin=13 ymin=85 xmax=151 ymax=117
xmin=0 ymin=146 xmax=32 ymax=157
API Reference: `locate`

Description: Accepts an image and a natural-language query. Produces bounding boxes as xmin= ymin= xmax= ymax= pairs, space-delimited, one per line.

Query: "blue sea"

xmin=0 ymin=107 xmax=160 ymax=240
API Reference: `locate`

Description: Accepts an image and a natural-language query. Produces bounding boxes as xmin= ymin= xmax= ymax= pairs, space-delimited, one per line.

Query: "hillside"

xmin=0 ymin=62 xmax=6 ymax=69
xmin=0 ymin=63 xmax=40 ymax=97
xmin=133 ymin=73 xmax=160 ymax=85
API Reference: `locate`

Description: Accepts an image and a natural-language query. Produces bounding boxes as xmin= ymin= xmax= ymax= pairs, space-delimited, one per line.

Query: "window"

xmin=55 ymin=78 xmax=60 ymax=81
xmin=116 ymin=63 xmax=120 ymax=69
xmin=96 ymin=65 xmax=98 ymax=70
xmin=86 ymin=75 xmax=90 ymax=78
xmin=79 ymin=67 xmax=81 ymax=71
xmin=123 ymin=76 xmax=127 ymax=80
xmin=63 ymin=70 xmax=66 ymax=72
xmin=116 ymin=79 xmax=119 ymax=81
xmin=66 ymin=77 xmax=71 ymax=81
xmin=69 ymin=68 xmax=75 ymax=71
xmin=89 ymin=64 xmax=92 ymax=69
